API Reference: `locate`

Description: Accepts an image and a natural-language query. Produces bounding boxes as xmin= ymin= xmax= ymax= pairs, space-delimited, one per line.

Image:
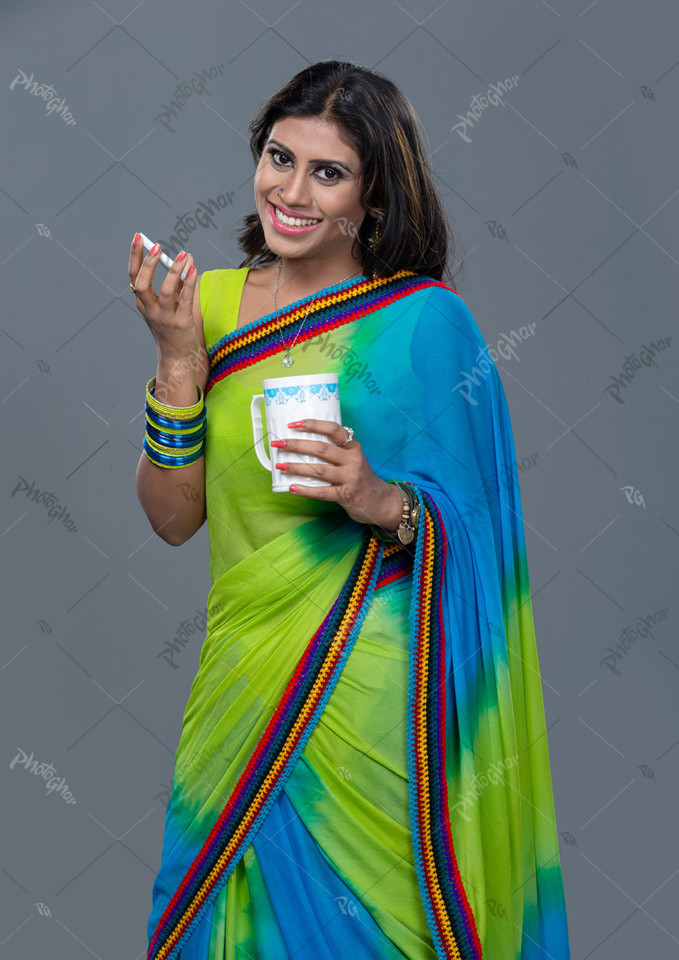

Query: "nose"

xmin=279 ymin=168 xmax=310 ymax=207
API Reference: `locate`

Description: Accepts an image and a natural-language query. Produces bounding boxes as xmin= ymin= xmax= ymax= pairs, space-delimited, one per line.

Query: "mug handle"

xmin=250 ymin=394 xmax=271 ymax=471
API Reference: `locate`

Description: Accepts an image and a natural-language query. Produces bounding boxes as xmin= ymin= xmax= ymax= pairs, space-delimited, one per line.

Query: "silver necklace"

xmin=273 ymin=259 xmax=363 ymax=367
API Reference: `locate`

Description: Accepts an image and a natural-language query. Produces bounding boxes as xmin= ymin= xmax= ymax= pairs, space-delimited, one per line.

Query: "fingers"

xmin=274 ymin=460 xmax=341 ymax=485
xmin=128 ymin=232 xmax=144 ymax=294
xmin=275 ymin=421 xmax=356 ymax=464
xmin=160 ymin=251 xmax=195 ymax=307
xmin=286 ymin=418 xmax=342 ymax=434
xmin=274 ymin=435 xmax=346 ymax=465
xmin=173 ymin=254 xmax=198 ymax=313
xmin=129 ymin=237 xmax=162 ymax=309
xmin=287 ymin=419 xmax=352 ymax=448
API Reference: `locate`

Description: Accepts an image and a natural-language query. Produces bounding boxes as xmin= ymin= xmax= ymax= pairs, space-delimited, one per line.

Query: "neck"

xmin=274 ymin=254 xmax=364 ymax=299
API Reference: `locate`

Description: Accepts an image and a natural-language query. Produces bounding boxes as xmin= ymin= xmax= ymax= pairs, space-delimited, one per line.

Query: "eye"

xmin=315 ymin=166 xmax=341 ymax=182
xmin=268 ymin=148 xmax=292 ymax=167
xmin=266 ymin=147 xmax=343 ymax=183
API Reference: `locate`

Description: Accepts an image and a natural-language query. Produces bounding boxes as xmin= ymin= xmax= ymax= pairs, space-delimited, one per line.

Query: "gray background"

xmin=2 ymin=0 xmax=678 ymax=957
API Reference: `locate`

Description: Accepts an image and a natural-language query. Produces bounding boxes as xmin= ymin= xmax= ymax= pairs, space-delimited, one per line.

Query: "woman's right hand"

xmin=128 ymin=234 xmax=201 ymax=366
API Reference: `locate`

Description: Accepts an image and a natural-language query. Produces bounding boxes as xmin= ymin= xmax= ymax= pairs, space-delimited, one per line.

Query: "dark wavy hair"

xmin=235 ymin=59 xmax=463 ymax=289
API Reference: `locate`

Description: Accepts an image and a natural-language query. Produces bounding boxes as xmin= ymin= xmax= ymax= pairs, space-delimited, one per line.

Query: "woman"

xmin=132 ymin=60 xmax=571 ymax=960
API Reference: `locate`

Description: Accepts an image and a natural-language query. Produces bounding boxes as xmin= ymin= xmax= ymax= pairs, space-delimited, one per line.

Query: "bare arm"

xmin=131 ymin=242 xmax=211 ymax=545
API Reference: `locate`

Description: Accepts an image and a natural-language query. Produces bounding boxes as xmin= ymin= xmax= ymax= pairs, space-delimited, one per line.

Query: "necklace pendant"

xmin=273 ymin=260 xmax=363 ymax=370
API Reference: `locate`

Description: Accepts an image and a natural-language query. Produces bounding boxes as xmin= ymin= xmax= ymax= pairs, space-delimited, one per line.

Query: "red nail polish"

xmin=133 ymin=232 xmax=141 ymax=245
xmin=150 ymin=242 xmax=160 ymax=256
xmin=289 ymin=485 xmax=298 ymax=493
xmin=270 ymin=439 xmax=286 ymax=448
xmin=176 ymin=250 xmax=186 ymax=262
xmin=288 ymin=420 xmax=305 ymax=428
xmin=188 ymin=265 xmax=196 ymax=276
xmin=276 ymin=463 xmax=289 ymax=470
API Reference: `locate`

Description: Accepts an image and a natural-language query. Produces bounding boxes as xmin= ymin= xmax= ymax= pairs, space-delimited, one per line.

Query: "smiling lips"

xmin=267 ymin=200 xmax=323 ymax=235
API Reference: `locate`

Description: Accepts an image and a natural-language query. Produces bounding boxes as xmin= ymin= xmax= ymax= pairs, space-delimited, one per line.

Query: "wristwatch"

xmin=372 ymin=480 xmax=421 ymax=545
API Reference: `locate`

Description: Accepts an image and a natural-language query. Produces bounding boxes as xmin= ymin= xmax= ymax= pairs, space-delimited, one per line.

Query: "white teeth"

xmin=273 ymin=204 xmax=320 ymax=227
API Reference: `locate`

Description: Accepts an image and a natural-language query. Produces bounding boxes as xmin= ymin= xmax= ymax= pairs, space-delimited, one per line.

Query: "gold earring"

xmin=369 ymin=219 xmax=381 ymax=279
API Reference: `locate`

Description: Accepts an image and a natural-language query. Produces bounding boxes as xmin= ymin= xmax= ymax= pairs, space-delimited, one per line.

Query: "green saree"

xmin=145 ymin=267 xmax=571 ymax=959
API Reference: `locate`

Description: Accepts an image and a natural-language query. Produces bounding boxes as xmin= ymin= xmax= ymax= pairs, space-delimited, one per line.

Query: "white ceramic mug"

xmin=250 ymin=373 xmax=341 ymax=493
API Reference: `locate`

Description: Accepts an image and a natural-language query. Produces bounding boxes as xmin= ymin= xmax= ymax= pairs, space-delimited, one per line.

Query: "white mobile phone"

xmin=138 ymin=232 xmax=189 ymax=281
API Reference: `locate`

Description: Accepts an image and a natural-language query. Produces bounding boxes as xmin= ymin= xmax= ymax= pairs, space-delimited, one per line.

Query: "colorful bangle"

xmin=145 ymin=376 xmax=204 ymax=419
xmin=143 ymin=376 xmax=206 ymax=469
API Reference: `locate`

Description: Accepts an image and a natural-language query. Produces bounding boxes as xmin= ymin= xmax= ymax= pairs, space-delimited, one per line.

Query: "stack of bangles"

xmin=141 ymin=377 xmax=419 ymax=544
xmin=369 ymin=479 xmax=420 ymax=543
xmin=143 ymin=376 xmax=206 ymax=469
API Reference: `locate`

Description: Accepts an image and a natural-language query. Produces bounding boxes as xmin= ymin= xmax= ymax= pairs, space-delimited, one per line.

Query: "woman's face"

xmin=254 ymin=115 xmax=367 ymax=264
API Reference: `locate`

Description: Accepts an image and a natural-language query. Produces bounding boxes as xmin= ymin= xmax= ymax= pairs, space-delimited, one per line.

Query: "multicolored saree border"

xmin=146 ymin=485 xmax=483 ymax=960
xmin=205 ymin=270 xmax=455 ymax=393
xmin=407 ymin=487 xmax=483 ymax=959
xmin=147 ymin=529 xmax=387 ymax=960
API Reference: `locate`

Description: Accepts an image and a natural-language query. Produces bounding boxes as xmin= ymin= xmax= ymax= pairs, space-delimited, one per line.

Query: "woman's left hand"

xmin=270 ymin=418 xmax=403 ymax=531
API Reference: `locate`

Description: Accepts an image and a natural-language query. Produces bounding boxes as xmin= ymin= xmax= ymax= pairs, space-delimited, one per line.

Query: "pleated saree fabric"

xmin=145 ymin=267 xmax=571 ymax=960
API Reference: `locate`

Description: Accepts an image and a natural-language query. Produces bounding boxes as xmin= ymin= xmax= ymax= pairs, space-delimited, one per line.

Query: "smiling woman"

xmin=248 ymin=113 xmax=372 ymax=300
xmin=140 ymin=59 xmax=572 ymax=960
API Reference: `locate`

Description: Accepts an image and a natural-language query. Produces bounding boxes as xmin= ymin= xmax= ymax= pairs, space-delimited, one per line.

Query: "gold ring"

xmin=130 ymin=282 xmax=137 ymax=294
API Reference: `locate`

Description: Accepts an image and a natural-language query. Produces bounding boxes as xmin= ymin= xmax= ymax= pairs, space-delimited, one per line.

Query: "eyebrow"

xmin=265 ymin=138 xmax=354 ymax=174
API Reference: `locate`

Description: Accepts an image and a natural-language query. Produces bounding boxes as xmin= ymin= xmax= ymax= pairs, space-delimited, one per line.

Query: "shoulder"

xmin=198 ymin=265 xmax=279 ymax=354
xmin=244 ymin=261 xmax=277 ymax=287
xmin=197 ymin=267 xmax=250 ymax=333
xmin=198 ymin=266 xmax=248 ymax=302
xmin=409 ymin=279 xmax=498 ymax=391
xmin=411 ymin=280 xmax=484 ymax=350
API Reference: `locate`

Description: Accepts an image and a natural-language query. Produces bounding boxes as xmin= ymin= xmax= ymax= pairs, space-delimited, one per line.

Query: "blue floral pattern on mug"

xmin=264 ymin=382 xmax=338 ymax=405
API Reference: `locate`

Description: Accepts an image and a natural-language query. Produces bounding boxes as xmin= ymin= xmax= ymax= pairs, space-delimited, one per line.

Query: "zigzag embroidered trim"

xmin=147 ymin=486 xmax=483 ymax=960
xmin=205 ymin=270 xmax=459 ymax=392
xmin=406 ymin=487 xmax=482 ymax=959
xmin=147 ymin=531 xmax=387 ymax=960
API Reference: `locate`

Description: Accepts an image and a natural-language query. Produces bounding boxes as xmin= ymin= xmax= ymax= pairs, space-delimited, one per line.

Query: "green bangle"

xmin=146 ymin=376 xmax=204 ymax=420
